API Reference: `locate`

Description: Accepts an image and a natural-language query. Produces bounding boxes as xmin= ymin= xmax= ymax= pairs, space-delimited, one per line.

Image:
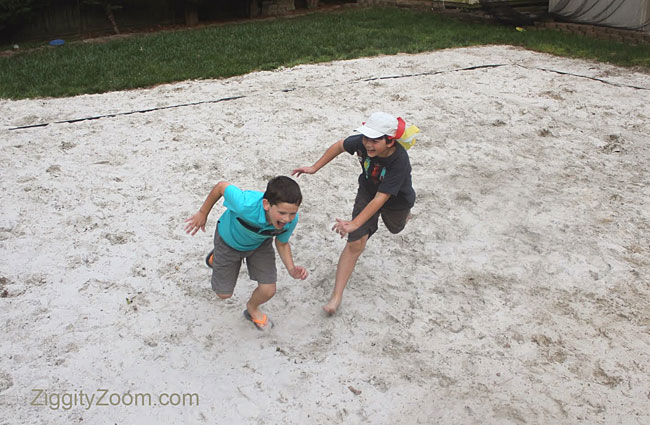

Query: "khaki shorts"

xmin=210 ymin=230 xmax=277 ymax=295
xmin=347 ymin=188 xmax=411 ymax=242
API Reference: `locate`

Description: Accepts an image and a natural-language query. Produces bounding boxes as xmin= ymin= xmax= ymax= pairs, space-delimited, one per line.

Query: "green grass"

xmin=1 ymin=7 xmax=649 ymax=99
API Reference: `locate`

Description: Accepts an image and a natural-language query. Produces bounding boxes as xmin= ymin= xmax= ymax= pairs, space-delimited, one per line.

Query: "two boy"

xmin=186 ymin=112 xmax=414 ymax=326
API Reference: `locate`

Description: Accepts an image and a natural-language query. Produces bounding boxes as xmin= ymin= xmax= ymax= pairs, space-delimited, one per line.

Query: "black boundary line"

xmin=519 ymin=65 xmax=650 ymax=91
xmin=7 ymin=64 xmax=648 ymax=131
xmin=363 ymin=63 xmax=650 ymax=91
xmin=361 ymin=64 xmax=508 ymax=82
xmin=7 ymin=95 xmax=246 ymax=131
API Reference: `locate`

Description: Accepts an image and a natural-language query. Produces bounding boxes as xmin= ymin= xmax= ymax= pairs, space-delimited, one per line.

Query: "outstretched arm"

xmin=332 ymin=192 xmax=391 ymax=238
xmin=275 ymin=240 xmax=308 ymax=280
xmin=292 ymin=139 xmax=345 ymax=177
xmin=184 ymin=181 xmax=231 ymax=236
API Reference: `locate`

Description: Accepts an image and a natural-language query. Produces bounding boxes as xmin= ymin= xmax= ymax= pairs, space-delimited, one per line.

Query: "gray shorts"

xmin=210 ymin=230 xmax=277 ymax=295
xmin=347 ymin=188 xmax=411 ymax=242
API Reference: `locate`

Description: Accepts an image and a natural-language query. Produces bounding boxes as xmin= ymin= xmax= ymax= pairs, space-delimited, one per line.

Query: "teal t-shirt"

xmin=217 ymin=185 xmax=298 ymax=251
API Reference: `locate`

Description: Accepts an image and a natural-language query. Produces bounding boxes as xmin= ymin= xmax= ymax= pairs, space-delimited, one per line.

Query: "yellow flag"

xmin=397 ymin=125 xmax=420 ymax=150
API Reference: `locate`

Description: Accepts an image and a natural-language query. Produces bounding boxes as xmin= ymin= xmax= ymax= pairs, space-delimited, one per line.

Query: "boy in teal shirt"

xmin=185 ymin=176 xmax=308 ymax=330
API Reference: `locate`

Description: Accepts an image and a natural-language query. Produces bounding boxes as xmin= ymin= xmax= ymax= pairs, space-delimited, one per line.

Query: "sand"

xmin=1 ymin=45 xmax=649 ymax=424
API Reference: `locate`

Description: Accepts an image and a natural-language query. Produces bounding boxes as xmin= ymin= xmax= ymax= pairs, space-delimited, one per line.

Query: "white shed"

xmin=549 ymin=0 xmax=650 ymax=31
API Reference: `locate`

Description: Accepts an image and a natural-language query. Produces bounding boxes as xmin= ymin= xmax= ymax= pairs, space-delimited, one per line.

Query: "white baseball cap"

xmin=355 ymin=112 xmax=398 ymax=139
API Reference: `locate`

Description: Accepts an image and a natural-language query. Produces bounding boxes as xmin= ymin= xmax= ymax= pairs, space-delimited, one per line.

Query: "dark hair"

xmin=263 ymin=176 xmax=302 ymax=206
xmin=364 ymin=134 xmax=396 ymax=147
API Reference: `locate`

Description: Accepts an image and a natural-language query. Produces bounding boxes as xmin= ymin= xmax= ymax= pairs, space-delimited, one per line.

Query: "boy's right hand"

xmin=291 ymin=166 xmax=317 ymax=177
xmin=289 ymin=265 xmax=309 ymax=280
xmin=184 ymin=212 xmax=207 ymax=236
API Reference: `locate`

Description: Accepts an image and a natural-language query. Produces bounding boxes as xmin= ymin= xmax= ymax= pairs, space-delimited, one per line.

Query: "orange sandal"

xmin=205 ymin=250 xmax=214 ymax=268
xmin=243 ymin=310 xmax=274 ymax=331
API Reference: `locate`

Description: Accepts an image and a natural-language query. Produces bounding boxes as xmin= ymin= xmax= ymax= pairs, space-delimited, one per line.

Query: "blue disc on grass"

xmin=49 ymin=39 xmax=65 ymax=46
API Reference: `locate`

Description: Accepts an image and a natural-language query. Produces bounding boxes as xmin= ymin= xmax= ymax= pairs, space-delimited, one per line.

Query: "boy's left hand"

xmin=289 ymin=266 xmax=308 ymax=280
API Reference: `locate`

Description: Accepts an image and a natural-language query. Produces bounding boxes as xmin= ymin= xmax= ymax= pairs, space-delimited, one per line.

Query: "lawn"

xmin=1 ymin=6 xmax=649 ymax=99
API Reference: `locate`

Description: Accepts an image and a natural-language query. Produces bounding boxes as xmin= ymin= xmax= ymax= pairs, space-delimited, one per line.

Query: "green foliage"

xmin=0 ymin=0 xmax=42 ymax=31
xmin=1 ymin=7 xmax=648 ymax=99
xmin=81 ymin=0 xmax=126 ymax=34
xmin=81 ymin=0 xmax=125 ymax=10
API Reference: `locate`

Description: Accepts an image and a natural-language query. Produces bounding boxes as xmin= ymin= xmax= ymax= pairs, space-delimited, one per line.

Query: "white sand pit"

xmin=1 ymin=45 xmax=649 ymax=424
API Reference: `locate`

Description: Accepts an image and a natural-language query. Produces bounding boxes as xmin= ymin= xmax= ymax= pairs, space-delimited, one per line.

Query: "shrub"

xmin=0 ymin=0 xmax=47 ymax=40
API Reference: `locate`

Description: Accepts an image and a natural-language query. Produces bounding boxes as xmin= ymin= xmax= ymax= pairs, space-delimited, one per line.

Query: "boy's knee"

xmin=258 ymin=284 xmax=276 ymax=297
xmin=346 ymin=238 xmax=367 ymax=255
xmin=386 ymin=223 xmax=405 ymax=234
xmin=217 ymin=293 xmax=232 ymax=299
xmin=383 ymin=211 xmax=410 ymax=234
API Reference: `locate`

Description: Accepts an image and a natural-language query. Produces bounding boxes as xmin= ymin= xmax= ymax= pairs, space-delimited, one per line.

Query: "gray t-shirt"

xmin=343 ymin=134 xmax=416 ymax=210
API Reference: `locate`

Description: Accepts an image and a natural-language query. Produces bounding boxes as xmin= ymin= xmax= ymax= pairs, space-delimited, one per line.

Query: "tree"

xmin=0 ymin=0 xmax=44 ymax=36
xmin=183 ymin=0 xmax=201 ymax=26
xmin=182 ymin=0 xmax=263 ymax=25
xmin=82 ymin=0 xmax=125 ymax=34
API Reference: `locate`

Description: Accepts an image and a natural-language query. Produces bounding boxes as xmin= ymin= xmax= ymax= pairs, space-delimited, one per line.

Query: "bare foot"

xmin=322 ymin=296 xmax=341 ymax=315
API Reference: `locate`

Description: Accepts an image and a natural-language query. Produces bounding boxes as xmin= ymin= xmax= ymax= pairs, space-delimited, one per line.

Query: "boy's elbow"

xmin=216 ymin=181 xmax=231 ymax=193
xmin=275 ymin=240 xmax=290 ymax=251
